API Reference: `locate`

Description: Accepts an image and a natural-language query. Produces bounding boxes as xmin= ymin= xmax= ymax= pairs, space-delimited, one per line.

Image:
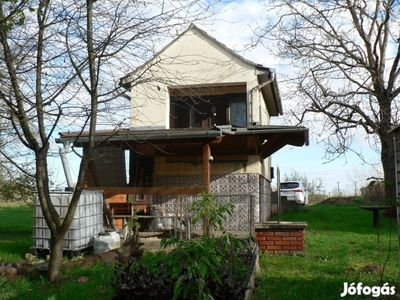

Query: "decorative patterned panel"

xmin=229 ymin=184 xmax=239 ymax=192
xmin=249 ymin=184 xmax=258 ymax=193
xmin=220 ymin=184 xmax=229 ymax=193
xmin=210 ymin=185 xmax=219 ymax=193
xmin=248 ymin=173 xmax=258 ymax=183
xmin=237 ymin=174 xmax=248 ymax=183
xmin=150 ymin=173 xmax=272 ymax=233
xmin=237 ymin=184 xmax=248 ymax=193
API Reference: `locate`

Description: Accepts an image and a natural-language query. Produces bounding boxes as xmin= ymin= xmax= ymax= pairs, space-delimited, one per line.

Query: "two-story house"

xmin=56 ymin=24 xmax=308 ymax=233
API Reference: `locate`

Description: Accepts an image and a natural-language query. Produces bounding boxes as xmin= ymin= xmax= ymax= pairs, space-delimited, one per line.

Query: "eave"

xmin=56 ymin=125 xmax=309 ymax=159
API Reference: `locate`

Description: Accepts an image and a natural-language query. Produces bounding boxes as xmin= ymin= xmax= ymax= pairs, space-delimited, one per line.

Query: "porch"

xmin=56 ymin=125 xmax=309 ymax=236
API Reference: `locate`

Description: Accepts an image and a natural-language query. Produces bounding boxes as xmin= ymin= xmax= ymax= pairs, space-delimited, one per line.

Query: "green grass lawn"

xmin=0 ymin=205 xmax=33 ymax=263
xmin=1 ymin=201 xmax=399 ymax=300
xmin=0 ymin=205 xmax=114 ymax=300
xmin=253 ymin=200 xmax=400 ymax=299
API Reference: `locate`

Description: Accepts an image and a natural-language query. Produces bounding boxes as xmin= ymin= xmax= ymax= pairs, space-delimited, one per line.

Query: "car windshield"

xmin=281 ymin=182 xmax=300 ymax=189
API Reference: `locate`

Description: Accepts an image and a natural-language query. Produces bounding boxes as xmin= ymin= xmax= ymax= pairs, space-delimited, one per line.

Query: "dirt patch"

xmin=65 ymin=245 xmax=144 ymax=270
xmin=0 ymin=200 xmax=32 ymax=207
xmin=321 ymin=197 xmax=364 ymax=205
xmin=362 ymin=263 xmax=380 ymax=274
xmin=2 ymin=245 xmax=144 ymax=281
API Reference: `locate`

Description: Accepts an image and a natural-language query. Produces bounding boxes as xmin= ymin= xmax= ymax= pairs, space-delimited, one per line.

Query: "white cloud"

xmin=197 ymin=0 xmax=280 ymax=67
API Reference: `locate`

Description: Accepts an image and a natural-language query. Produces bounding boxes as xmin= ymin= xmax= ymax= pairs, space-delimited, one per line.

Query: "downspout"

xmin=59 ymin=141 xmax=74 ymax=190
xmin=250 ymin=69 xmax=275 ymax=125
xmin=165 ymin=85 xmax=170 ymax=129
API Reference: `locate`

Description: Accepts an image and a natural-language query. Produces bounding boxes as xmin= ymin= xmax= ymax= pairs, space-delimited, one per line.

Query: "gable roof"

xmin=119 ymin=23 xmax=283 ymax=116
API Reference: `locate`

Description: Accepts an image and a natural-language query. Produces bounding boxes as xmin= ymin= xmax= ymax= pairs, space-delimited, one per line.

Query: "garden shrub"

xmin=361 ymin=181 xmax=385 ymax=203
xmin=110 ymin=237 xmax=250 ymax=300
xmin=110 ymin=193 xmax=252 ymax=299
xmin=110 ymin=255 xmax=174 ymax=300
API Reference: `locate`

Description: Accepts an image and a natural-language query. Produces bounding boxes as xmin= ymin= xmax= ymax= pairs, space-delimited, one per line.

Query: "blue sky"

xmin=270 ymin=140 xmax=381 ymax=195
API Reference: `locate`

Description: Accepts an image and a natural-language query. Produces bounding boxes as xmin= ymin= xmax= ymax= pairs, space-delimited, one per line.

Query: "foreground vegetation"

xmin=1 ymin=199 xmax=399 ymax=299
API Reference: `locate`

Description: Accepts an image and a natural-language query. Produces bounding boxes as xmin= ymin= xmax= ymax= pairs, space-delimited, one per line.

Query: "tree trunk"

xmin=48 ymin=234 xmax=65 ymax=284
xmin=203 ymin=215 xmax=210 ymax=237
xmin=378 ymin=95 xmax=396 ymax=202
xmin=380 ymin=134 xmax=396 ymax=202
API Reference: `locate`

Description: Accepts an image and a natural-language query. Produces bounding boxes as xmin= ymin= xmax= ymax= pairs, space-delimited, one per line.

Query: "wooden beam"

xmin=258 ymin=133 xmax=284 ymax=159
xmin=84 ymin=186 xmax=204 ymax=196
xmin=203 ymin=143 xmax=211 ymax=193
xmin=252 ymin=135 xmax=261 ymax=155
xmin=169 ymin=83 xmax=246 ymax=96
xmin=210 ymin=136 xmax=223 ymax=144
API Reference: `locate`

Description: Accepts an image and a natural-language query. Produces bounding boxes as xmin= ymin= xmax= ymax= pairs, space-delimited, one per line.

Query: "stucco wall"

xmin=129 ymin=26 xmax=268 ymax=129
xmin=154 ymin=155 xmax=268 ymax=177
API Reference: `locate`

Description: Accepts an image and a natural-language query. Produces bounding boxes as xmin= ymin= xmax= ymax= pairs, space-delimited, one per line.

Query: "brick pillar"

xmin=255 ymin=222 xmax=307 ymax=254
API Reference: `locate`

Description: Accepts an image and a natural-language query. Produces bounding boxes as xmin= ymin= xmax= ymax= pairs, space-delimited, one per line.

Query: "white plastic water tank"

xmin=93 ymin=229 xmax=120 ymax=254
xmin=32 ymin=190 xmax=104 ymax=251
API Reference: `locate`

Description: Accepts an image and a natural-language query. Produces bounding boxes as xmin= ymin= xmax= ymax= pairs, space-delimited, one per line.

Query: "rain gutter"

xmin=55 ymin=130 xmax=224 ymax=145
xmin=247 ymin=127 xmax=309 ymax=146
xmin=250 ymin=69 xmax=275 ymax=125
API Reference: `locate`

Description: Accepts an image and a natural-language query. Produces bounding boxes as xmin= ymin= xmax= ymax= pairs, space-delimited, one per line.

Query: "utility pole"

xmin=337 ymin=182 xmax=340 ymax=196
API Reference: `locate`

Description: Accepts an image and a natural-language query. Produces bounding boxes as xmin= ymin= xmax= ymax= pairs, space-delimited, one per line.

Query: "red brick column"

xmin=255 ymin=222 xmax=307 ymax=254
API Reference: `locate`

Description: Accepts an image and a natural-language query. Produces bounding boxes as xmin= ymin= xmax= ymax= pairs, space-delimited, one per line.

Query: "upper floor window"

xmin=169 ymin=84 xmax=247 ymax=129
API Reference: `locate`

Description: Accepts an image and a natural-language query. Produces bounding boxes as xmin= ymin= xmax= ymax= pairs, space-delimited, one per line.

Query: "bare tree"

xmin=345 ymin=164 xmax=383 ymax=196
xmin=254 ymin=0 xmax=400 ymax=200
xmin=0 ymin=0 xmax=216 ymax=283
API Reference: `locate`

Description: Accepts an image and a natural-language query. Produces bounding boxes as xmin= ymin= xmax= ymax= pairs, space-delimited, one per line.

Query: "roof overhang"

xmin=56 ymin=125 xmax=309 ymax=159
xmin=255 ymin=67 xmax=283 ymax=117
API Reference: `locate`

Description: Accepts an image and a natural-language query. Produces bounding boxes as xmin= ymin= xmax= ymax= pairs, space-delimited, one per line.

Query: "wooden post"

xmin=180 ymin=196 xmax=183 ymax=239
xmin=203 ymin=143 xmax=211 ymax=193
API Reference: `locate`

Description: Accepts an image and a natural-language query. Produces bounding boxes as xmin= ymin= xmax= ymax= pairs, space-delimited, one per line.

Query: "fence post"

xmin=250 ymin=195 xmax=255 ymax=237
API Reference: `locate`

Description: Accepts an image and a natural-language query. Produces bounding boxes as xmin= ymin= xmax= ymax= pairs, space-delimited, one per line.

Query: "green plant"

xmin=110 ymin=236 xmax=251 ymax=300
xmin=190 ymin=192 xmax=234 ymax=237
xmin=219 ymin=234 xmax=248 ymax=274
xmin=124 ymin=198 xmax=141 ymax=247
xmin=159 ymin=235 xmax=253 ymax=300
xmin=161 ymin=236 xmax=222 ymax=300
xmin=111 ymin=256 xmax=174 ymax=300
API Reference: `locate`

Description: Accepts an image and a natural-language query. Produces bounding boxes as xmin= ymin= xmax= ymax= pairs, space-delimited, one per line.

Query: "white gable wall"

xmin=129 ymin=26 xmax=268 ymax=129
xmin=124 ymin=26 xmax=276 ymax=222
